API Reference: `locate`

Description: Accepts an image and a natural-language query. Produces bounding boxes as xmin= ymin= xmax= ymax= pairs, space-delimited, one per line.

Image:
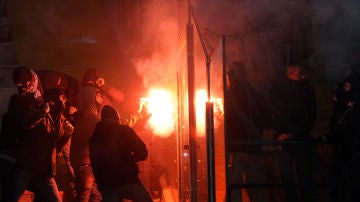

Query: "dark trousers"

xmin=278 ymin=141 xmax=313 ymax=202
xmin=74 ymin=165 xmax=102 ymax=202
xmin=0 ymin=158 xmax=15 ymax=202
xmin=9 ymin=167 xmax=61 ymax=202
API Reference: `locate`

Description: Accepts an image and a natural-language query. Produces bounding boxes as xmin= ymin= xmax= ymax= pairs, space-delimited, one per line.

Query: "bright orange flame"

xmin=140 ymin=88 xmax=223 ymax=138
xmin=196 ymin=89 xmax=207 ymax=137
xmin=143 ymin=88 xmax=176 ymax=137
xmin=195 ymin=89 xmax=224 ymax=137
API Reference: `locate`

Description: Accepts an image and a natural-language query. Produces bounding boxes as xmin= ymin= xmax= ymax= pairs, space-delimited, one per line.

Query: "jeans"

xmin=9 ymin=167 xmax=61 ymax=202
xmin=74 ymin=165 xmax=102 ymax=202
xmin=101 ymin=182 xmax=153 ymax=202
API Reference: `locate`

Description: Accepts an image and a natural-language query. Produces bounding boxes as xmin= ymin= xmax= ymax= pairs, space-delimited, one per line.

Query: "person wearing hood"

xmin=80 ymin=68 xmax=124 ymax=115
xmin=5 ymin=67 xmax=74 ymax=202
xmin=89 ymin=105 xmax=152 ymax=202
xmin=70 ymin=69 xmax=104 ymax=202
xmin=0 ymin=66 xmax=55 ymax=201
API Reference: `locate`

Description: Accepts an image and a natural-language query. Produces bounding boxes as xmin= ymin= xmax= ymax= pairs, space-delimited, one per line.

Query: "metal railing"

xmin=226 ymin=140 xmax=331 ymax=202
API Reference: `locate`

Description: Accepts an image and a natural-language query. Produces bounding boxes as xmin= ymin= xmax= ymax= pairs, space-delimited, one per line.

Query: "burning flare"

xmin=195 ymin=89 xmax=224 ymax=137
xmin=140 ymin=88 xmax=176 ymax=137
xmin=139 ymin=88 xmax=223 ymax=138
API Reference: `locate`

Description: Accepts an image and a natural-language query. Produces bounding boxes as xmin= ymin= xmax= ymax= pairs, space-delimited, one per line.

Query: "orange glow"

xmin=142 ymin=88 xmax=176 ymax=137
xmin=195 ymin=89 xmax=224 ymax=137
xmin=139 ymin=87 xmax=223 ymax=138
xmin=195 ymin=89 xmax=207 ymax=137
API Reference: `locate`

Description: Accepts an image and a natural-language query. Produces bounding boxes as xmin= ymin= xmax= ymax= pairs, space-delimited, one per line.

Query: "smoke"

xmin=189 ymin=0 xmax=312 ymax=91
xmin=129 ymin=0 xmax=360 ymax=136
xmin=192 ymin=0 xmax=310 ymax=35
xmin=131 ymin=1 xmax=181 ymax=136
xmin=133 ymin=17 xmax=179 ymax=89
xmin=312 ymin=0 xmax=360 ymax=83
xmin=190 ymin=0 xmax=360 ymax=86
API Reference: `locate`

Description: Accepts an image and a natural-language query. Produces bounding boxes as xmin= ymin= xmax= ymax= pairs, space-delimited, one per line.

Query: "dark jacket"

xmin=328 ymin=82 xmax=360 ymax=159
xmin=225 ymin=80 xmax=262 ymax=153
xmin=0 ymin=93 xmax=38 ymax=162
xmin=282 ymin=79 xmax=316 ymax=140
xmin=6 ymin=93 xmax=66 ymax=176
xmin=16 ymin=112 xmax=66 ymax=176
xmin=70 ymin=86 xmax=100 ymax=166
xmin=89 ymin=105 xmax=148 ymax=190
xmin=268 ymin=78 xmax=316 ymax=141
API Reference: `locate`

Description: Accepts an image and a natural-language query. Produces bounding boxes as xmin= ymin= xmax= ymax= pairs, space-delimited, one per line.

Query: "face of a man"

xmin=227 ymin=67 xmax=239 ymax=84
xmin=287 ymin=66 xmax=303 ymax=81
xmin=16 ymin=80 xmax=31 ymax=95
xmin=51 ymin=94 xmax=67 ymax=112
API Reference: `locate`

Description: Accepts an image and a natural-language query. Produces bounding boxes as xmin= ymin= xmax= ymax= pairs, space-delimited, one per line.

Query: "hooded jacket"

xmin=89 ymin=105 xmax=148 ymax=190
xmin=70 ymin=86 xmax=100 ymax=166
xmin=6 ymin=92 xmax=65 ymax=176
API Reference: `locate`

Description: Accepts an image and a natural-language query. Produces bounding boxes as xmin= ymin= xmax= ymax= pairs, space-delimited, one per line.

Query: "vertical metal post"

xmin=205 ymin=20 xmax=215 ymax=202
xmin=206 ymin=102 xmax=215 ymax=202
xmin=187 ymin=5 xmax=198 ymax=202
xmin=222 ymin=35 xmax=231 ymax=202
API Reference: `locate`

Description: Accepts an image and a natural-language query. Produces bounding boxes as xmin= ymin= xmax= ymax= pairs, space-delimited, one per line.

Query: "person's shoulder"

xmin=8 ymin=93 xmax=23 ymax=103
xmin=8 ymin=93 xmax=37 ymax=110
xmin=117 ymin=124 xmax=137 ymax=134
xmin=118 ymin=123 xmax=132 ymax=130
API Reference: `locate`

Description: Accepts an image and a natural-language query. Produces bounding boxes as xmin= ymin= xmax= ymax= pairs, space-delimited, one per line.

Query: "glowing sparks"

xmin=139 ymin=88 xmax=223 ymax=138
xmin=142 ymin=88 xmax=176 ymax=137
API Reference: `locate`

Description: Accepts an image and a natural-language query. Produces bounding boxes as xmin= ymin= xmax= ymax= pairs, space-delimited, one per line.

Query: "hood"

xmin=101 ymin=105 xmax=120 ymax=121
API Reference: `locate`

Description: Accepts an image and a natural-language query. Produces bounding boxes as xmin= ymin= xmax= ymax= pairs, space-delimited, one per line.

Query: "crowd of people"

xmin=0 ymin=61 xmax=359 ymax=202
xmin=225 ymin=61 xmax=360 ymax=202
xmin=0 ymin=66 xmax=151 ymax=202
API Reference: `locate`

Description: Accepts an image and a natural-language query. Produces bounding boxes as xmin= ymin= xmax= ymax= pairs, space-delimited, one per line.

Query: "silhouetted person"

xmin=42 ymin=88 xmax=76 ymax=202
xmin=70 ymin=68 xmax=104 ymax=202
xmin=37 ymin=69 xmax=80 ymax=114
xmin=36 ymin=70 xmax=79 ymax=202
xmin=225 ymin=61 xmax=269 ymax=202
xmin=0 ymin=66 xmax=44 ymax=201
xmin=269 ymin=65 xmax=317 ymax=202
xmin=89 ymin=105 xmax=152 ymax=202
xmin=79 ymin=68 xmax=124 ymax=114
xmin=323 ymin=70 xmax=360 ymax=202
xmin=7 ymin=67 xmax=73 ymax=202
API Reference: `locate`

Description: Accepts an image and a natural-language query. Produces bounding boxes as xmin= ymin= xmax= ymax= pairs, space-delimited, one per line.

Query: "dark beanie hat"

xmin=101 ymin=105 xmax=120 ymax=121
xmin=12 ymin=66 xmax=32 ymax=84
xmin=81 ymin=68 xmax=100 ymax=86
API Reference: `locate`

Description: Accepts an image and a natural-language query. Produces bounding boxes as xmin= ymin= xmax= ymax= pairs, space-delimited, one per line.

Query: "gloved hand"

xmin=95 ymin=77 xmax=105 ymax=87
